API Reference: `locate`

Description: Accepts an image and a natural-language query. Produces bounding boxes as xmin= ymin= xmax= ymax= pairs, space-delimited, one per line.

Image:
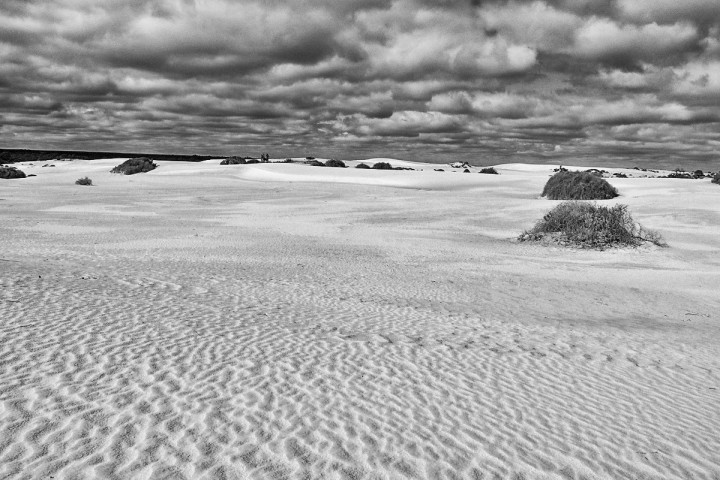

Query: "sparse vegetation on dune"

xmin=372 ymin=162 xmax=393 ymax=170
xmin=712 ymin=172 xmax=720 ymax=184
xmin=0 ymin=166 xmax=26 ymax=179
xmin=542 ymin=171 xmax=618 ymax=200
xmin=305 ymin=159 xmax=325 ymax=166
xmin=110 ymin=157 xmax=157 ymax=175
xmin=324 ymin=159 xmax=346 ymax=168
xmin=519 ymin=201 xmax=666 ymax=249
xmin=75 ymin=177 xmax=93 ymax=186
xmin=479 ymin=167 xmax=498 ymax=174
xmin=220 ymin=156 xmax=247 ymax=165
xmin=355 ymin=163 xmax=370 ymax=169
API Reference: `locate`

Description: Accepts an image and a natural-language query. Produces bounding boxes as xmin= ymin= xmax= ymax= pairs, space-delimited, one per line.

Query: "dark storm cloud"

xmin=1 ymin=0 xmax=719 ymax=167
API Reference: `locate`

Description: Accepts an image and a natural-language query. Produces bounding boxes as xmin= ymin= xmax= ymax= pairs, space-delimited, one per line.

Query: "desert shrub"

xmin=518 ymin=201 xmax=665 ymax=249
xmin=542 ymin=171 xmax=618 ymax=200
xmin=356 ymin=163 xmax=370 ymax=169
xmin=665 ymin=171 xmax=693 ymax=179
xmin=75 ymin=177 xmax=93 ymax=186
xmin=372 ymin=162 xmax=393 ymax=170
xmin=305 ymin=160 xmax=325 ymax=166
xmin=282 ymin=158 xmax=293 ymax=163
xmin=479 ymin=167 xmax=498 ymax=174
xmin=693 ymin=170 xmax=704 ymax=178
xmin=221 ymin=156 xmax=246 ymax=165
xmin=260 ymin=153 xmax=270 ymax=162
xmin=712 ymin=172 xmax=720 ymax=184
xmin=110 ymin=157 xmax=157 ymax=175
xmin=0 ymin=166 xmax=26 ymax=179
xmin=325 ymin=159 xmax=346 ymax=168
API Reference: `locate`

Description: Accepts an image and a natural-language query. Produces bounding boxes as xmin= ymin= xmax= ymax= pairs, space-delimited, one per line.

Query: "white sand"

xmin=1 ymin=159 xmax=719 ymax=479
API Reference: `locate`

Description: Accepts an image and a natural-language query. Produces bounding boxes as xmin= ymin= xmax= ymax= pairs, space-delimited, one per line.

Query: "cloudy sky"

xmin=1 ymin=0 xmax=719 ymax=167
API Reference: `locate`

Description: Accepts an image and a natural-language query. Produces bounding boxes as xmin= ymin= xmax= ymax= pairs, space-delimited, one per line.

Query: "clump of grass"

xmin=356 ymin=163 xmax=370 ymax=169
xmin=110 ymin=157 xmax=157 ymax=175
xmin=0 ymin=166 xmax=26 ymax=179
xmin=519 ymin=201 xmax=666 ymax=249
xmin=479 ymin=167 xmax=498 ymax=174
xmin=75 ymin=177 xmax=93 ymax=186
xmin=372 ymin=162 xmax=393 ymax=170
xmin=542 ymin=171 xmax=618 ymax=200
xmin=220 ymin=156 xmax=246 ymax=165
xmin=324 ymin=159 xmax=346 ymax=168
xmin=711 ymin=172 xmax=720 ymax=184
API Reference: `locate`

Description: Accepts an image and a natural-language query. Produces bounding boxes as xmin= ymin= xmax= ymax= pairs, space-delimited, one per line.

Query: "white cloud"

xmin=617 ymin=0 xmax=720 ymax=23
xmin=572 ymin=18 xmax=698 ymax=61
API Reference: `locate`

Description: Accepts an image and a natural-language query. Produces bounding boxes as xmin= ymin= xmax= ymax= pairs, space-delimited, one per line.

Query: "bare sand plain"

xmin=1 ymin=158 xmax=719 ymax=480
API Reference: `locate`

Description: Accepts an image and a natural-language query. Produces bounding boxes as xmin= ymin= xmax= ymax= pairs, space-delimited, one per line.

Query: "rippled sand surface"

xmin=1 ymin=159 xmax=719 ymax=479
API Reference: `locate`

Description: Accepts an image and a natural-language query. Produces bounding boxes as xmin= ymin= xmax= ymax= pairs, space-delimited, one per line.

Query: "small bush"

xmin=282 ymin=158 xmax=293 ymax=163
xmin=665 ymin=171 xmax=693 ymax=179
xmin=356 ymin=163 xmax=370 ymax=169
xmin=479 ymin=167 xmax=498 ymax=174
xmin=693 ymin=170 xmax=704 ymax=178
xmin=75 ymin=177 xmax=93 ymax=186
xmin=325 ymin=159 xmax=346 ymax=168
xmin=372 ymin=162 xmax=393 ymax=170
xmin=712 ymin=172 xmax=720 ymax=184
xmin=305 ymin=160 xmax=325 ymax=167
xmin=0 ymin=166 xmax=26 ymax=179
xmin=542 ymin=171 xmax=618 ymax=200
xmin=111 ymin=157 xmax=157 ymax=175
xmin=221 ymin=156 xmax=246 ymax=165
xmin=518 ymin=201 xmax=665 ymax=249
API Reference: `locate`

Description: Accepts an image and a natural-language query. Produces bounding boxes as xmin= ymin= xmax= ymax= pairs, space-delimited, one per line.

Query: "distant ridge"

xmin=0 ymin=148 xmax=218 ymax=164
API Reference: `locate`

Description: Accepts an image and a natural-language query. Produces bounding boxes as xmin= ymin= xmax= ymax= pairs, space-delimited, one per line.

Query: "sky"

xmin=1 ymin=0 xmax=719 ymax=168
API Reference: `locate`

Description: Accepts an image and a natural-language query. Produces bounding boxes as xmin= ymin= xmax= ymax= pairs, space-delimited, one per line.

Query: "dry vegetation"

xmin=110 ymin=158 xmax=157 ymax=175
xmin=543 ymin=171 xmax=619 ymax=200
xmin=519 ymin=201 xmax=665 ymax=249
xmin=75 ymin=177 xmax=93 ymax=186
xmin=0 ymin=166 xmax=26 ymax=179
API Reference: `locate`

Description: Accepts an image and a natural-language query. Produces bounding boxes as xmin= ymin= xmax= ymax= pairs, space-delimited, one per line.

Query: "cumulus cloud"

xmin=0 ymin=0 xmax=718 ymax=167
xmin=572 ymin=18 xmax=698 ymax=65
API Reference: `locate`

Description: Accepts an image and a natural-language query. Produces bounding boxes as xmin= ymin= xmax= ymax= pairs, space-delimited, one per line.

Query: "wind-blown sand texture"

xmin=1 ymin=159 xmax=719 ymax=480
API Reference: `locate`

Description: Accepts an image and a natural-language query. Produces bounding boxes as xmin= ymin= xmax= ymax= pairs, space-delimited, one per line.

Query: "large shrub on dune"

xmin=111 ymin=157 xmax=157 ymax=175
xmin=519 ymin=201 xmax=665 ymax=249
xmin=372 ymin=162 xmax=393 ymax=170
xmin=542 ymin=171 xmax=618 ymax=200
xmin=0 ymin=166 xmax=26 ymax=179
xmin=324 ymin=159 xmax=346 ymax=168
xmin=220 ymin=156 xmax=246 ymax=165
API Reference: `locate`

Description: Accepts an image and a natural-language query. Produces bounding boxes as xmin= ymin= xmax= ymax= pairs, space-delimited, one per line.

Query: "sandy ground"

xmin=1 ymin=159 xmax=719 ymax=480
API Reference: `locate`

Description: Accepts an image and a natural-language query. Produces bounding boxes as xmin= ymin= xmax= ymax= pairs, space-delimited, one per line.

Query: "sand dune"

xmin=1 ymin=159 xmax=719 ymax=479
